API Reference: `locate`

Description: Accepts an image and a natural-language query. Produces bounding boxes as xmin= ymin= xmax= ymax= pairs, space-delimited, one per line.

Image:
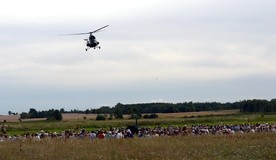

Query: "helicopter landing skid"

xmin=85 ymin=46 xmax=101 ymax=51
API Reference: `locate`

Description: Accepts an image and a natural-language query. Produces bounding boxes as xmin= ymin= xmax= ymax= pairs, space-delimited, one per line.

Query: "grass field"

xmin=0 ymin=133 xmax=275 ymax=160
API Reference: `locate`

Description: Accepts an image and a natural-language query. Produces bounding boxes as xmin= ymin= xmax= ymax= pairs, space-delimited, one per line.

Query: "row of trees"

xmin=18 ymin=99 xmax=276 ymax=120
xmin=20 ymin=108 xmax=63 ymax=121
xmin=240 ymin=99 xmax=276 ymax=112
xmin=74 ymin=101 xmax=239 ymax=116
xmin=63 ymin=99 xmax=276 ymax=116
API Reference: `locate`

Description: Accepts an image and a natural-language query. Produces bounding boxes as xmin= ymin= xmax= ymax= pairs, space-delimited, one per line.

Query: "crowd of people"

xmin=0 ymin=123 xmax=276 ymax=142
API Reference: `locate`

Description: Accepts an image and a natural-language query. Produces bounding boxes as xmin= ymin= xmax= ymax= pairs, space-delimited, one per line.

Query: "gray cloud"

xmin=0 ymin=0 xmax=276 ymax=114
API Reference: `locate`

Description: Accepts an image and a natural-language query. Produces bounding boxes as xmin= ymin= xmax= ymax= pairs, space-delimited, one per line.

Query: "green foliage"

xmin=129 ymin=113 xmax=142 ymax=119
xmin=143 ymin=113 xmax=158 ymax=119
xmin=240 ymin=99 xmax=276 ymax=112
xmin=29 ymin=108 xmax=38 ymax=118
xmin=100 ymin=101 xmax=241 ymax=115
xmin=85 ymin=109 xmax=90 ymax=115
xmin=143 ymin=114 xmax=150 ymax=119
xmin=114 ymin=104 xmax=124 ymax=119
xmin=113 ymin=99 xmax=276 ymax=114
xmin=52 ymin=110 xmax=63 ymax=121
xmin=20 ymin=108 xmax=63 ymax=121
xmin=60 ymin=108 xmax=65 ymax=113
xmin=128 ymin=107 xmax=142 ymax=119
xmin=59 ymin=101 xmax=241 ymax=116
xmin=8 ymin=111 xmax=17 ymax=115
xmin=18 ymin=99 xmax=276 ymax=123
xmin=96 ymin=114 xmax=106 ymax=121
xmin=20 ymin=112 xmax=29 ymax=119
xmin=162 ymin=106 xmax=179 ymax=113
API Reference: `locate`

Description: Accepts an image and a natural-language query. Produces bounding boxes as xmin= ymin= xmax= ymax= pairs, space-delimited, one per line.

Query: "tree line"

xmin=240 ymin=99 xmax=276 ymax=112
xmin=20 ymin=108 xmax=63 ymax=121
xmin=65 ymin=99 xmax=276 ymax=115
xmin=18 ymin=99 xmax=276 ymax=120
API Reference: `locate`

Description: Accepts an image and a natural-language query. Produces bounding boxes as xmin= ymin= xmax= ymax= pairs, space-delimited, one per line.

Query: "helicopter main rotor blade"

xmin=91 ymin=25 xmax=109 ymax=34
xmin=59 ymin=25 xmax=109 ymax=36
xmin=58 ymin=32 xmax=90 ymax=36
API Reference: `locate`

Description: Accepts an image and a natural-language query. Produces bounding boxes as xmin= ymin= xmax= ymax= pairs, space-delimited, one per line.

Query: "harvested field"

xmin=0 ymin=110 xmax=239 ymax=122
xmin=0 ymin=115 xmax=46 ymax=122
xmin=157 ymin=110 xmax=239 ymax=119
xmin=0 ymin=115 xmax=20 ymax=122
xmin=0 ymin=113 xmax=99 ymax=122
xmin=62 ymin=113 xmax=98 ymax=121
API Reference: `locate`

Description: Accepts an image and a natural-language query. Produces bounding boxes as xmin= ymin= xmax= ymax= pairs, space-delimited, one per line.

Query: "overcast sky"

xmin=0 ymin=0 xmax=276 ymax=114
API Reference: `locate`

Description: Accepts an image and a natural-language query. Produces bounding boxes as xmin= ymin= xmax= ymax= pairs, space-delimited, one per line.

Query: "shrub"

xmin=53 ymin=110 xmax=63 ymax=121
xmin=149 ymin=113 xmax=158 ymax=119
xmin=143 ymin=113 xmax=158 ymax=119
xmin=96 ymin=115 xmax=106 ymax=121
xmin=129 ymin=113 xmax=142 ymax=119
xmin=46 ymin=110 xmax=63 ymax=121
xmin=143 ymin=114 xmax=150 ymax=119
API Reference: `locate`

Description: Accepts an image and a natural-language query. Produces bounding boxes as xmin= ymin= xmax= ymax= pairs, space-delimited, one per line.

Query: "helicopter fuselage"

xmin=86 ymin=40 xmax=99 ymax=48
xmin=85 ymin=34 xmax=100 ymax=49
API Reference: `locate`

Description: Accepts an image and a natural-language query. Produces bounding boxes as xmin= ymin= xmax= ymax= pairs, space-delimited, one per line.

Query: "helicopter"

xmin=60 ymin=25 xmax=109 ymax=51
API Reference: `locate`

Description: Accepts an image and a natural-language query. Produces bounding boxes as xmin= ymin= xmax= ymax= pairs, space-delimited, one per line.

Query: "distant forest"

xmin=18 ymin=99 xmax=276 ymax=120
xmin=69 ymin=99 xmax=276 ymax=114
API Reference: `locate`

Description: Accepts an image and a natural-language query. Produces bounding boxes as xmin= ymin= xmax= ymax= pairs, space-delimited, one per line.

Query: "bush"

xmin=114 ymin=108 xmax=124 ymax=119
xmin=143 ymin=113 xmax=158 ymax=119
xmin=129 ymin=113 xmax=142 ymax=119
xmin=96 ymin=115 xmax=106 ymax=121
xmin=143 ymin=114 xmax=150 ymax=119
xmin=53 ymin=110 xmax=63 ymax=121
xmin=149 ymin=113 xmax=158 ymax=119
xmin=20 ymin=112 xmax=29 ymax=119
xmin=46 ymin=110 xmax=63 ymax=121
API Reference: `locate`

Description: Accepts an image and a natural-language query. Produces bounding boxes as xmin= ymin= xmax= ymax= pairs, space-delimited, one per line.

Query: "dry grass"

xmin=156 ymin=110 xmax=239 ymax=119
xmin=0 ymin=133 xmax=275 ymax=160
xmin=0 ymin=115 xmax=20 ymax=122
xmin=62 ymin=113 xmax=98 ymax=121
xmin=0 ymin=110 xmax=239 ymax=122
xmin=0 ymin=115 xmax=46 ymax=122
xmin=0 ymin=114 xmax=98 ymax=122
